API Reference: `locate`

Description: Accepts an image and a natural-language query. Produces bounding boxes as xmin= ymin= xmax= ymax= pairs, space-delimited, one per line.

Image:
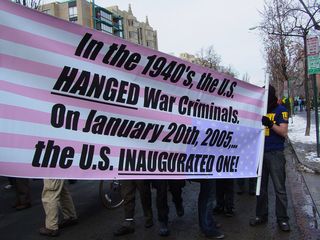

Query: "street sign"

xmin=308 ymin=55 xmax=320 ymax=74
xmin=307 ymin=36 xmax=319 ymax=56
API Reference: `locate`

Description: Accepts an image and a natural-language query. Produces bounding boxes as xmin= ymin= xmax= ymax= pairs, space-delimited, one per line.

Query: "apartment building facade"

xmin=40 ymin=0 xmax=158 ymax=50
xmin=107 ymin=4 xmax=158 ymax=50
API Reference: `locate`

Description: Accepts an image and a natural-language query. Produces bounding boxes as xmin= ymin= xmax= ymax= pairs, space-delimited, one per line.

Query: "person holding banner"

xmin=198 ymin=179 xmax=224 ymax=239
xmin=249 ymin=85 xmax=290 ymax=232
xmin=39 ymin=179 xmax=78 ymax=237
xmin=12 ymin=178 xmax=32 ymax=211
xmin=151 ymin=180 xmax=185 ymax=236
xmin=113 ymin=180 xmax=153 ymax=236
xmin=213 ymin=179 xmax=234 ymax=217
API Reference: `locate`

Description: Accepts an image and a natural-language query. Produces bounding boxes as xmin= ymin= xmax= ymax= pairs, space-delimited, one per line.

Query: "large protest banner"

xmin=0 ymin=1 xmax=265 ymax=179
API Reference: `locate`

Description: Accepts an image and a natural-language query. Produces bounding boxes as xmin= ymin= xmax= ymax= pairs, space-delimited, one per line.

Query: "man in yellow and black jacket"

xmin=250 ymin=85 xmax=290 ymax=232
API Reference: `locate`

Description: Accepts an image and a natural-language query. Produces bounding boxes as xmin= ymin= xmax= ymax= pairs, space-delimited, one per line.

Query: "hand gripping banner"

xmin=0 ymin=1 xmax=265 ymax=179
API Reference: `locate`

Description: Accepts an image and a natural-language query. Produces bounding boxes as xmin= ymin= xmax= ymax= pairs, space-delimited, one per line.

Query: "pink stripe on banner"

xmin=238 ymin=109 xmax=261 ymax=121
xmin=0 ymin=132 xmax=123 ymax=156
xmin=0 ymin=132 xmax=186 ymax=159
xmin=0 ymin=54 xmax=61 ymax=79
xmin=0 ymin=162 xmax=119 ymax=179
xmin=0 ymin=24 xmax=76 ymax=56
xmin=0 ymin=162 xmax=207 ymax=180
xmin=0 ymin=80 xmax=192 ymax=124
xmin=0 ymin=103 xmax=50 ymax=124
xmin=234 ymin=93 xmax=263 ymax=107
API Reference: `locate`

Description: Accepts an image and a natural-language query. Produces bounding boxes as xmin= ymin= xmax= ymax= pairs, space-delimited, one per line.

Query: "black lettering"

xmin=59 ymin=147 xmax=74 ymax=169
xmin=99 ymin=146 xmax=110 ymax=170
xmin=83 ymin=39 xmax=104 ymax=60
xmin=102 ymin=43 xmax=119 ymax=64
xmin=53 ymin=66 xmax=78 ymax=91
xmin=75 ymin=33 xmax=92 ymax=56
xmin=79 ymin=144 xmax=94 ymax=170
xmin=32 ymin=141 xmax=46 ymax=167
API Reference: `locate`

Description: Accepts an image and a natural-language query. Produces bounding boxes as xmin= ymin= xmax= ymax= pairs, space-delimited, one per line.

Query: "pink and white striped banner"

xmin=0 ymin=1 xmax=265 ymax=179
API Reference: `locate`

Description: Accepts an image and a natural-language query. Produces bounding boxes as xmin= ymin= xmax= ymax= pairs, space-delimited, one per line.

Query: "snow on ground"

xmin=288 ymin=111 xmax=320 ymax=163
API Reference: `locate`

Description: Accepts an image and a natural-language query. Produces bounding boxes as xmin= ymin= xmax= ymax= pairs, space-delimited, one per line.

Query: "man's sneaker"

xmin=58 ymin=217 xmax=78 ymax=229
xmin=4 ymin=184 xmax=13 ymax=190
xmin=213 ymin=206 xmax=224 ymax=215
xmin=113 ymin=220 xmax=135 ymax=236
xmin=249 ymin=216 xmax=267 ymax=226
xmin=39 ymin=227 xmax=59 ymax=237
xmin=278 ymin=221 xmax=290 ymax=232
xmin=144 ymin=217 xmax=154 ymax=228
xmin=205 ymin=230 xmax=225 ymax=239
xmin=175 ymin=203 xmax=184 ymax=217
xmin=159 ymin=221 xmax=170 ymax=237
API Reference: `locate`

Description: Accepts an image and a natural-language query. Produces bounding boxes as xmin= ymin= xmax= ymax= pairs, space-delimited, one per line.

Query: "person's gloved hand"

xmin=262 ymin=116 xmax=273 ymax=128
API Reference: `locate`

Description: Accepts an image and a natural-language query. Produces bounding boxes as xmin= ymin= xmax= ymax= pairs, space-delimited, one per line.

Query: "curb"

xmin=287 ymin=139 xmax=320 ymax=219
xmin=287 ymin=138 xmax=320 ymax=174
xmin=285 ymin=142 xmax=320 ymax=239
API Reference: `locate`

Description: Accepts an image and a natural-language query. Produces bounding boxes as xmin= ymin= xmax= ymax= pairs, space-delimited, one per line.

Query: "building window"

xmin=69 ymin=16 xmax=78 ymax=23
xmin=147 ymin=41 xmax=153 ymax=48
xmin=96 ymin=22 xmax=113 ymax=34
xmin=100 ymin=10 xmax=112 ymax=23
xmin=69 ymin=6 xmax=77 ymax=18
xmin=127 ymin=19 xmax=134 ymax=26
xmin=146 ymin=30 xmax=153 ymax=37
xmin=101 ymin=23 xmax=112 ymax=33
xmin=129 ymin=31 xmax=138 ymax=39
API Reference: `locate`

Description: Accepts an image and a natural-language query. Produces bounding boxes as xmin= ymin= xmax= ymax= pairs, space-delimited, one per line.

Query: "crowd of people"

xmin=3 ymin=85 xmax=291 ymax=239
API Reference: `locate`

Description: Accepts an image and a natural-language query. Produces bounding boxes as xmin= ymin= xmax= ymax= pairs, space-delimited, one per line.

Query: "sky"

xmin=43 ymin=0 xmax=267 ymax=87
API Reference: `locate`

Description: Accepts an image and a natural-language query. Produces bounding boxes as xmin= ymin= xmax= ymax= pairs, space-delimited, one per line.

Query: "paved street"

xmin=0 ymin=142 xmax=319 ymax=240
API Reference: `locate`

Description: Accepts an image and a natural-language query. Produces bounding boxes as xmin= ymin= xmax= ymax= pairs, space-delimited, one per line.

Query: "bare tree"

xmin=219 ymin=65 xmax=238 ymax=78
xmin=195 ymin=45 xmax=238 ymax=78
xmin=259 ymin=0 xmax=320 ymax=135
xmin=195 ymin=46 xmax=221 ymax=71
xmin=242 ymin=72 xmax=251 ymax=82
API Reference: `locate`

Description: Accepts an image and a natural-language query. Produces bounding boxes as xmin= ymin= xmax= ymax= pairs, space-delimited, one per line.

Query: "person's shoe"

xmin=225 ymin=208 xmax=234 ymax=217
xmin=15 ymin=203 xmax=31 ymax=211
xmin=175 ymin=203 xmax=184 ymax=217
xmin=205 ymin=230 xmax=225 ymax=239
xmin=113 ymin=220 xmax=135 ymax=236
xmin=144 ymin=217 xmax=154 ymax=228
xmin=158 ymin=221 xmax=170 ymax=237
xmin=278 ymin=221 xmax=290 ymax=232
xmin=58 ymin=217 xmax=78 ymax=229
xmin=4 ymin=184 xmax=13 ymax=190
xmin=39 ymin=227 xmax=59 ymax=237
xmin=214 ymin=222 xmax=222 ymax=228
xmin=213 ymin=206 xmax=224 ymax=215
xmin=249 ymin=216 xmax=267 ymax=226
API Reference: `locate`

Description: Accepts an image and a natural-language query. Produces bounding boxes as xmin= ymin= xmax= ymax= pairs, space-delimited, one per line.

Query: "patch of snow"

xmin=288 ymin=111 xmax=319 ymax=163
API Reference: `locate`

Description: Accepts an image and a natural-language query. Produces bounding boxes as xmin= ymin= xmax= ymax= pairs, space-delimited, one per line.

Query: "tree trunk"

xmin=303 ymin=34 xmax=311 ymax=136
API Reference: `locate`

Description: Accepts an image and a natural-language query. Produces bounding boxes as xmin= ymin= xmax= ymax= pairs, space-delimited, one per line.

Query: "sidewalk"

xmin=288 ymin=110 xmax=320 ymax=173
xmin=287 ymin=110 xmax=320 ymax=229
